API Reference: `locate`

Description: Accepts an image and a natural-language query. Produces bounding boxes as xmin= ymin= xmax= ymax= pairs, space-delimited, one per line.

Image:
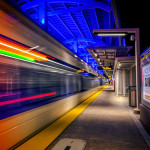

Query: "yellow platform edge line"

xmin=16 ymin=85 xmax=107 ymax=150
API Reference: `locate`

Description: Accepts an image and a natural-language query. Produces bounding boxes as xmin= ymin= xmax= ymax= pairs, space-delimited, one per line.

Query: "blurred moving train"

xmin=0 ymin=54 xmax=102 ymax=149
xmin=0 ymin=53 xmax=102 ymax=120
xmin=0 ymin=2 xmax=103 ymax=149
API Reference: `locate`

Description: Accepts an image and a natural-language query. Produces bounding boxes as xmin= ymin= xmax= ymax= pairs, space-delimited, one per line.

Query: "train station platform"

xmin=1 ymin=1 xmax=150 ymax=150
xmin=15 ymin=85 xmax=150 ymax=150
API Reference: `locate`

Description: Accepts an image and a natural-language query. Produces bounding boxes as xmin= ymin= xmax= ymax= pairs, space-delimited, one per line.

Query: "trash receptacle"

xmin=128 ymin=86 xmax=136 ymax=107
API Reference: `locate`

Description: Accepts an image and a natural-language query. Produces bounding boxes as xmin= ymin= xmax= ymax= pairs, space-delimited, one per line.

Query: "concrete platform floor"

xmin=47 ymin=85 xmax=149 ymax=150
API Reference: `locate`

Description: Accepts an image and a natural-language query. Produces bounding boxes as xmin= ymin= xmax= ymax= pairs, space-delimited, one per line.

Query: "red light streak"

xmin=47 ymin=56 xmax=55 ymax=60
xmin=0 ymin=92 xmax=56 ymax=106
xmin=0 ymin=92 xmax=21 ymax=97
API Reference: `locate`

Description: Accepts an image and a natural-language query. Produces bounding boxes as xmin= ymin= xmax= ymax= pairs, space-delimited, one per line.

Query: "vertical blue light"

xmin=39 ymin=1 xmax=46 ymax=26
xmin=122 ymin=38 xmax=126 ymax=46
xmin=41 ymin=18 xmax=45 ymax=24
xmin=86 ymin=55 xmax=88 ymax=63
xmin=73 ymin=41 xmax=77 ymax=53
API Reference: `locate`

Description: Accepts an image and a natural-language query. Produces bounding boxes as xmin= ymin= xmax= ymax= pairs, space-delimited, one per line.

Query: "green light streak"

xmin=0 ymin=49 xmax=35 ymax=62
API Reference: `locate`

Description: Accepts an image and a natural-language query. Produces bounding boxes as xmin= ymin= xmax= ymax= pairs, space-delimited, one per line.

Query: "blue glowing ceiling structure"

xmin=8 ymin=0 xmax=120 ymax=75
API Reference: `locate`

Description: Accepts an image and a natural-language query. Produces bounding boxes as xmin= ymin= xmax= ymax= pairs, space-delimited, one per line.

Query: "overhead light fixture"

xmin=97 ymin=33 xmax=126 ymax=37
xmin=74 ymin=55 xmax=77 ymax=58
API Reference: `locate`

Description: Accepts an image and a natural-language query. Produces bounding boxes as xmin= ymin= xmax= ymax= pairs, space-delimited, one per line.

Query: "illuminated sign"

xmin=143 ymin=63 xmax=150 ymax=103
xmin=102 ymin=66 xmax=112 ymax=70
xmin=144 ymin=67 xmax=150 ymax=75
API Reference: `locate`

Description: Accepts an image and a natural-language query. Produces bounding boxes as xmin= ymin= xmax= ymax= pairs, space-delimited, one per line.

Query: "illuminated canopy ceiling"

xmin=8 ymin=0 xmax=124 ymax=76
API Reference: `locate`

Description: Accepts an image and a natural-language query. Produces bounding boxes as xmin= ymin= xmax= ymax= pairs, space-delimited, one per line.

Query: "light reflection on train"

xmin=0 ymin=56 xmax=102 ymax=120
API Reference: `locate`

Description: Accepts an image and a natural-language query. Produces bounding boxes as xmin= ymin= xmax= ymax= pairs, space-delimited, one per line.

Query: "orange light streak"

xmin=0 ymin=35 xmax=48 ymax=61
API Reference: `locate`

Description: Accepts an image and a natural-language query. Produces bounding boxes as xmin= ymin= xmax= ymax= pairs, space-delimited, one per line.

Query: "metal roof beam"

xmin=64 ymin=39 xmax=107 ymax=45
xmin=21 ymin=1 xmax=37 ymax=10
xmin=49 ymin=6 xmax=75 ymax=39
xmin=111 ymin=0 xmax=121 ymax=46
xmin=47 ymin=0 xmax=103 ymax=4
xmin=48 ymin=3 xmax=112 ymax=16
xmin=62 ymin=3 xmax=85 ymax=39
xmin=69 ymin=45 xmax=90 ymax=49
xmin=79 ymin=6 xmax=94 ymax=39
xmin=62 ymin=3 xmax=89 ymax=53
xmin=48 ymin=22 xmax=67 ymax=40
xmin=88 ymin=45 xmax=133 ymax=50
xmin=48 ymin=4 xmax=79 ymax=52
xmin=78 ymin=53 xmax=90 ymax=56
xmin=21 ymin=1 xmax=112 ymax=13
xmin=94 ymin=8 xmax=102 ymax=41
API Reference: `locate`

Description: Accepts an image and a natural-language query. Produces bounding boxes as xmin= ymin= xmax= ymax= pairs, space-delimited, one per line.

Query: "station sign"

xmin=102 ymin=66 xmax=112 ymax=70
xmin=142 ymin=63 xmax=150 ymax=103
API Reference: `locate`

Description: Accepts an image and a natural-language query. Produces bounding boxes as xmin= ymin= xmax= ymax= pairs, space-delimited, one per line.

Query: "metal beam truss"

xmin=9 ymin=0 xmax=121 ymax=75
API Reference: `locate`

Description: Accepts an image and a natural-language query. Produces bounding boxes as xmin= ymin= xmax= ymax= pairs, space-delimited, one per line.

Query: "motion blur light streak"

xmin=0 ymin=42 xmax=48 ymax=61
xmin=0 ymin=49 xmax=35 ymax=62
xmin=47 ymin=56 xmax=55 ymax=60
xmin=0 ymin=35 xmax=49 ymax=61
xmin=47 ymin=59 xmax=77 ymax=71
xmin=0 ymin=53 xmax=39 ymax=64
xmin=0 ymin=92 xmax=56 ymax=106
xmin=0 ymin=92 xmax=21 ymax=97
xmin=0 ymin=52 xmax=76 ymax=74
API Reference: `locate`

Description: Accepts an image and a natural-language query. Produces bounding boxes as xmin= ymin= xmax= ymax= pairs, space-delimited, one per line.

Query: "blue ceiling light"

xmin=122 ymin=38 xmax=126 ymax=46
xmin=8 ymin=0 xmax=120 ymax=75
xmin=128 ymin=53 xmax=131 ymax=57
xmin=41 ymin=18 xmax=45 ymax=24
xmin=82 ymin=73 xmax=90 ymax=76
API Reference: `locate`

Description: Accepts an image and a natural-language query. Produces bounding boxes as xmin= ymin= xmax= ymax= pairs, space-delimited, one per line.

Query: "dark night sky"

xmin=115 ymin=0 xmax=150 ymax=53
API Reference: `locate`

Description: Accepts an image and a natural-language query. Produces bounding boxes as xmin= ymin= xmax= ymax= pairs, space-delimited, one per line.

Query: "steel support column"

xmin=135 ymin=29 xmax=141 ymax=110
